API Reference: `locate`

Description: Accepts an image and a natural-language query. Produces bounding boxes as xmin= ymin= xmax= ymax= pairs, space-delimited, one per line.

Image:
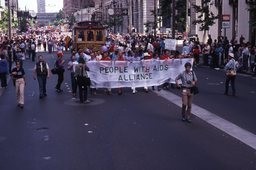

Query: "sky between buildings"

xmin=18 ymin=0 xmax=63 ymax=13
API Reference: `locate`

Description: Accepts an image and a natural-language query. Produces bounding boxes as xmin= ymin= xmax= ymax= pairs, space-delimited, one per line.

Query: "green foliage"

xmin=104 ymin=15 xmax=123 ymax=28
xmin=0 ymin=9 xmax=19 ymax=32
xmin=56 ymin=9 xmax=65 ymax=21
xmin=144 ymin=21 xmax=155 ymax=33
xmin=175 ymin=0 xmax=187 ymax=32
xmin=54 ymin=9 xmax=65 ymax=26
xmin=20 ymin=16 xmax=28 ymax=32
xmin=160 ymin=0 xmax=171 ymax=18
xmin=0 ymin=10 xmax=9 ymax=31
xmin=67 ymin=14 xmax=76 ymax=27
xmin=160 ymin=0 xmax=186 ymax=32
xmin=192 ymin=0 xmax=218 ymax=31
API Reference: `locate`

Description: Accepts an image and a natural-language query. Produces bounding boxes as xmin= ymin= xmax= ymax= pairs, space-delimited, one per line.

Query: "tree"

xmin=67 ymin=14 xmax=76 ymax=27
xmin=160 ymin=0 xmax=186 ymax=34
xmin=0 ymin=9 xmax=19 ymax=33
xmin=19 ymin=17 xmax=28 ymax=32
xmin=54 ymin=9 xmax=65 ymax=26
xmin=192 ymin=0 xmax=218 ymax=41
xmin=103 ymin=15 xmax=123 ymax=31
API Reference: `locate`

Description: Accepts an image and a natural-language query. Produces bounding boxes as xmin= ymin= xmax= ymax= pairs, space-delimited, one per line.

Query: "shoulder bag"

xmin=190 ymin=71 xmax=199 ymax=95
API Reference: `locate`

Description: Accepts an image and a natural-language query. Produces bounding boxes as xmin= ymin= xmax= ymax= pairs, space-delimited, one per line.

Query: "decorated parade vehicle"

xmin=72 ymin=21 xmax=106 ymax=51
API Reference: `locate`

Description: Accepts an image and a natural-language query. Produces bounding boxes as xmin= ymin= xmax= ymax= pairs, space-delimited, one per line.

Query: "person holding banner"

xmin=75 ymin=57 xmax=90 ymax=103
xmin=142 ymin=52 xmax=153 ymax=93
xmin=175 ymin=62 xmax=197 ymax=123
xmin=116 ymin=50 xmax=125 ymax=95
xmin=101 ymin=51 xmax=112 ymax=95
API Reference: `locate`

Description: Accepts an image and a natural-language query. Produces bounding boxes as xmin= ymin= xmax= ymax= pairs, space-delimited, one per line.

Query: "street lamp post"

xmin=154 ymin=0 xmax=157 ymax=38
xmin=7 ymin=0 xmax=11 ymax=39
xmin=171 ymin=0 xmax=175 ymax=39
xmin=127 ymin=0 xmax=132 ymax=33
xmin=113 ymin=0 xmax=117 ymax=33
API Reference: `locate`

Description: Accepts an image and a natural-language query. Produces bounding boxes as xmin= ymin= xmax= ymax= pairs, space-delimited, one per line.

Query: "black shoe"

xmin=18 ymin=104 xmax=24 ymax=109
xmin=44 ymin=93 xmax=47 ymax=97
xmin=84 ymin=100 xmax=91 ymax=104
xmin=39 ymin=95 xmax=44 ymax=99
xmin=182 ymin=117 xmax=186 ymax=122
xmin=186 ymin=118 xmax=192 ymax=123
xmin=56 ymin=89 xmax=63 ymax=93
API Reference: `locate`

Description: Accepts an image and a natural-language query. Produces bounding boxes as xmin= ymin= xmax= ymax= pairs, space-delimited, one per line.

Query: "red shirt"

xmin=160 ymin=54 xmax=170 ymax=60
xmin=101 ymin=56 xmax=111 ymax=61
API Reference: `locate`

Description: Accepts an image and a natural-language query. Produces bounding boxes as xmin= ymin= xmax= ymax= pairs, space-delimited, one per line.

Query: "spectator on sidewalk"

xmin=224 ymin=53 xmax=238 ymax=96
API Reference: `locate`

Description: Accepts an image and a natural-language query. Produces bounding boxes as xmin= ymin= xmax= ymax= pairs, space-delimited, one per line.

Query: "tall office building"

xmin=63 ymin=0 xmax=95 ymax=17
xmin=37 ymin=0 xmax=46 ymax=13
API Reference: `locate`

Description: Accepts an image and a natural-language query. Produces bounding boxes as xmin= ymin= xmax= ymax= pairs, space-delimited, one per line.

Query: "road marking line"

xmin=155 ymin=90 xmax=256 ymax=150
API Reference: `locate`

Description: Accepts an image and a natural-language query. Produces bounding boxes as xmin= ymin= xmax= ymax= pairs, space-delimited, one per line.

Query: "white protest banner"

xmin=164 ymin=39 xmax=176 ymax=51
xmin=87 ymin=58 xmax=193 ymax=88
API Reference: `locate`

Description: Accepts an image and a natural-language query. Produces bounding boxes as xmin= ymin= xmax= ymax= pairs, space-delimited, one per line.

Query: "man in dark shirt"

xmin=33 ymin=55 xmax=50 ymax=99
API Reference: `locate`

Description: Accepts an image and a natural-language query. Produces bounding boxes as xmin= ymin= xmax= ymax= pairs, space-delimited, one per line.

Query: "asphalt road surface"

xmin=0 ymin=52 xmax=256 ymax=170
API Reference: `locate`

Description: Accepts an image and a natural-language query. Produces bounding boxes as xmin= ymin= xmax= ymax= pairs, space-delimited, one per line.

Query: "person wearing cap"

xmin=175 ymin=62 xmax=197 ymax=122
xmin=54 ymin=52 xmax=65 ymax=93
xmin=224 ymin=52 xmax=238 ymax=96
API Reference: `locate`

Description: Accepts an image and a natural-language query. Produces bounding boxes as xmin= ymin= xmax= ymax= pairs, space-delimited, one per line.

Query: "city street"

xmin=0 ymin=52 xmax=256 ymax=170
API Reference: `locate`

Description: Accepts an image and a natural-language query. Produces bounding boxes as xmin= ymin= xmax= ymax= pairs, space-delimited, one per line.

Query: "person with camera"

xmin=175 ymin=62 xmax=197 ymax=123
xmin=224 ymin=53 xmax=238 ymax=96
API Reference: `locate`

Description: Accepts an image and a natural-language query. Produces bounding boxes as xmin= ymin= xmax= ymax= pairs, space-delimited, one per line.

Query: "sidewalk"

xmin=198 ymin=64 xmax=256 ymax=77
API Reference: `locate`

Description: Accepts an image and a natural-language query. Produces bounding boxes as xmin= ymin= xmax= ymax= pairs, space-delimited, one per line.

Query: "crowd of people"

xmin=187 ymin=34 xmax=256 ymax=74
xmin=0 ymin=30 xmax=255 ymax=121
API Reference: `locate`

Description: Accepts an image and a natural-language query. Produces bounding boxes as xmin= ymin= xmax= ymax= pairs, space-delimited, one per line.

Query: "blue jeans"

xmin=37 ymin=75 xmax=47 ymax=96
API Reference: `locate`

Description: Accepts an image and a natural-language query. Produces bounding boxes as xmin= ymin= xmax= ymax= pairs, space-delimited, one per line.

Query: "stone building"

xmin=37 ymin=0 xmax=45 ymax=13
xmin=190 ymin=0 xmax=255 ymax=44
xmin=63 ymin=0 xmax=95 ymax=17
xmin=95 ymin=0 xmax=158 ymax=34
